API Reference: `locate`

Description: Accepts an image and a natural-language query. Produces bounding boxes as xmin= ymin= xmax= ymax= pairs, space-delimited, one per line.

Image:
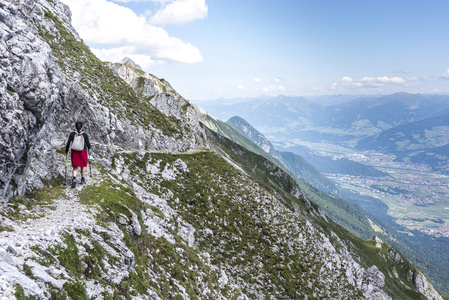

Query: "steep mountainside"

xmin=220 ymin=116 xmax=397 ymax=243
xmin=0 ymin=0 xmax=446 ymax=299
xmin=0 ymin=0 xmax=204 ymax=202
xmin=226 ymin=116 xmax=277 ymax=153
xmin=200 ymin=112 xmax=449 ymax=298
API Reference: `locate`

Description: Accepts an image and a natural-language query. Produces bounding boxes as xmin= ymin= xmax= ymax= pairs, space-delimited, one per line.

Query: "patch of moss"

xmin=149 ymin=206 xmax=164 ymax=219
xmin=182 ymin=102 xmax=192 ymax=115
xmin=83 ymin=240 xmax=106 ymax=280
xmin=75 ymin=228 xmax=91 ymax=237
xmin=0 ymin=226 xmax=13 ymax=232
xmin=63 ymin=280 xmax=89 ymax=300
xmin=57 ymin=146 xmax=67 ymax=155
xmin=78 ymin=179 xmax=144 ymax=224
xmin=1 ymin=175 xmax=67 ymax=220
xmin=49 ymin=287 xmax=68 ymax=299
xmin=23 ymin=263 xmax=34 ymax=278
xmin=49 ymin=234 xmax=84 ymax=277
xmin=13 ymin=284 xmax=25 ymax=300
xmin=28 ymin=175 xmax=66 ymax=201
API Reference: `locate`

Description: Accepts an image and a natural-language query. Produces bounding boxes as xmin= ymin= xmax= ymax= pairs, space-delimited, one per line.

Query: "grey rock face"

xmin=362 ymin=265 xmax=390 ymax=300
xmin=126 ymin=206 xmax=142 ymax=236
xmin=414 ymin=271 xmax=443 ymax=300
xmin=0 ymin=261 xmax=45 ymax=298
xmin=27 ymin=260 xmax=65 ymax=289
xmin=109 ymin=61 xmax=204 ymax=138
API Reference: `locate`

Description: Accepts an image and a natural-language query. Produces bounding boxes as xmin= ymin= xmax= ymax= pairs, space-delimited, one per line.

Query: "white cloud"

xmin=61 ymin=0 xmax=203 ymax=65
xmin=441 ymin=69 xmax=449 ymax=80
xmin=237 ymin=85 xmax=245 ymax=90
xmin=332 ymin=75 xmax=411 ymax=90
xmin=112 ymin=0 xmax=171 ymax=3
xmin=149 ymin=0 xmax=208 ymax=25
xmin=253 ymin=78 xmax=261 ymax=83
xmin=261 ymin=85 xmax=285 ymax=92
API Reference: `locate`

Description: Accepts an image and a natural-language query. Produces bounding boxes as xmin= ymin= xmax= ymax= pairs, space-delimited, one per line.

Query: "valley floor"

xmin=278 ymin=139 xmax=449 ymax=238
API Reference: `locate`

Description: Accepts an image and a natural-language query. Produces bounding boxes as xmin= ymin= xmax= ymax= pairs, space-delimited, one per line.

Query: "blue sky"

xmin=62 ymin=0 xmax=449 ymax=100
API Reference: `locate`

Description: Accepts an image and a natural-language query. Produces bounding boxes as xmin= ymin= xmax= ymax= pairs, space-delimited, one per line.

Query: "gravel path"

xmin=0 ymin=176 xmax=97 ymax=299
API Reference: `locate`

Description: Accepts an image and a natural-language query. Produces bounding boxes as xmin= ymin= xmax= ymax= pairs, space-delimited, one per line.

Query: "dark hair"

xmin=75 ymin=122 xmax=83 ymax=132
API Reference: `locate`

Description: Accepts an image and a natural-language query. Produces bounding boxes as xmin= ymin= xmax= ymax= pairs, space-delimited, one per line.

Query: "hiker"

xmin=65 ymin=121 xmax=91 ymax=188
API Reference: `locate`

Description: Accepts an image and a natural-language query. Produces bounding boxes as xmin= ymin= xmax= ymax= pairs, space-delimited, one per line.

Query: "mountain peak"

xmin=119 ymin=57 xmax=142 ymax=70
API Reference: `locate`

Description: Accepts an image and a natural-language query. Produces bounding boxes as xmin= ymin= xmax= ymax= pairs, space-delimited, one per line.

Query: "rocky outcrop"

xmin=108 ymin=59 xmax=202 ymax=135
xmin=414 ymin=271 xmax=443 ymax=300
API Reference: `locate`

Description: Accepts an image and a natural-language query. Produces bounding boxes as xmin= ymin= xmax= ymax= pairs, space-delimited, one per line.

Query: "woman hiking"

xmin=65 ymin=122 xmax=91 ymax=188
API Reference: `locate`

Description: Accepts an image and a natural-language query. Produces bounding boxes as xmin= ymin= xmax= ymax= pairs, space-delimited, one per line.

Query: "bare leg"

xmin=71 ymin=167 xmax=78 ymax=188
xmin=81 ymin=167 xmax=86 ymax=178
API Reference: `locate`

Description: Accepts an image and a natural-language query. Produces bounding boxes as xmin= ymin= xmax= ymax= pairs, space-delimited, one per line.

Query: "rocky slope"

xmin=0 ymin=0 xmax=445 ymax=299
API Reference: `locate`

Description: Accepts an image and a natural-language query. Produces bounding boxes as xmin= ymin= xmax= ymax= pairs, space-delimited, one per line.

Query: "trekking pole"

xmin=88 ymin=150 xmax=92 ymax=177
xmin=64 ymin=152 xmax=68 ymax=186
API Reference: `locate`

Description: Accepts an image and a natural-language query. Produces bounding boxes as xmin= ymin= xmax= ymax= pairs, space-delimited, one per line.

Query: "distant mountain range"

xmin=198 ymin=95 xmax=321 ymax=130
xmin=198 ymin=93 xmax=449 ymax=134
xmin=196 ymin=93 xmax=449 ymax=173
xmin=318 ymin=93 xmax=449 ymax=129
xmin=357 ymin=113 xmax=449 ymax=152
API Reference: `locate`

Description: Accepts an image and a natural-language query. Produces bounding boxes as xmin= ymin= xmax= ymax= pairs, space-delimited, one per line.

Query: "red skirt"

xmin=71 ymin=149 xmax=88 ymax=167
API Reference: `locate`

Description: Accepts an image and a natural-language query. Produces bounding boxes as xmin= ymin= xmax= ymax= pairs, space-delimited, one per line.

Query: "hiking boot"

xmin=71 ymin=178 xmax=77 ymax=188
xmin=81 ymin=177 xmax=86 ymax=185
